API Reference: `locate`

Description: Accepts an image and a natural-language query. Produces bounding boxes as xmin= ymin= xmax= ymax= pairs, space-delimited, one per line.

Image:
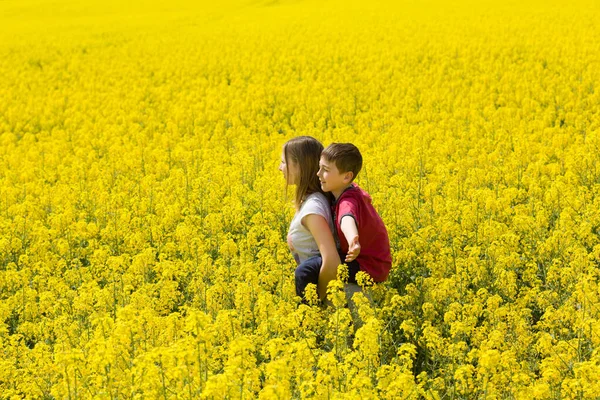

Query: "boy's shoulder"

xmin=338 ymin=183 xmax=372 ymax=204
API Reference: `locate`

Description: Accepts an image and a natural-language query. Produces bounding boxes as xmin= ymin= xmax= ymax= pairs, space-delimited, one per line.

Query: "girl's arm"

xmin=303 ymin=214 xmax=341 ymax=300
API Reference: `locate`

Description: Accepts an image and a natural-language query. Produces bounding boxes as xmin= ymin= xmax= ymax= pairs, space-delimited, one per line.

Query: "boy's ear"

xmin=344 ymin=171 xmax=354 ymax=183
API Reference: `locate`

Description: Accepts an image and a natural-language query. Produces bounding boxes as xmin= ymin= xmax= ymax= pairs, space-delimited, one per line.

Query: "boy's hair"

xmin=321 ymin=143 xmax=362 ymax=182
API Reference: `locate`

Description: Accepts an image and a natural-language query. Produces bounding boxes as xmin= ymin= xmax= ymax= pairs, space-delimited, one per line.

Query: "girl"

xmin=279 ymin=136 xmax=340 ymax=301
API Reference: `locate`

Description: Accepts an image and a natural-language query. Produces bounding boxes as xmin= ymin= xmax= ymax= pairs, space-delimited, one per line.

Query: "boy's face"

xmin=317 ymin=156 xmax=353 ymax=194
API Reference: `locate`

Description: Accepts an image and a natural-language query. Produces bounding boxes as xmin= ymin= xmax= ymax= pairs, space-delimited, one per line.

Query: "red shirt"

xmin=332 ymin=183 xmax=392 ymax=282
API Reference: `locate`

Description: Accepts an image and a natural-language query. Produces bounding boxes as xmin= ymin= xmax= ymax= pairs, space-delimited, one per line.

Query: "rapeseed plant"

xmin=1 ymin=0 xmax=600 ymax=397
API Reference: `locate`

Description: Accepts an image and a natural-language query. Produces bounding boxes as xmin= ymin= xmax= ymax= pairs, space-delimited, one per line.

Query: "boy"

xmin=317 ymin=143 xmax=392 ymax=287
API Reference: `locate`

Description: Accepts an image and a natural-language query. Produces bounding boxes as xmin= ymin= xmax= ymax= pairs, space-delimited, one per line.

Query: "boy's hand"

xmin=346 ymin=236 xmax=361 ymax=262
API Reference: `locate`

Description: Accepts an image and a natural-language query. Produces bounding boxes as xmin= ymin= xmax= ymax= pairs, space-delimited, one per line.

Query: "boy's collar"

xmin=332 ymin=183 xmax=357 ymax=205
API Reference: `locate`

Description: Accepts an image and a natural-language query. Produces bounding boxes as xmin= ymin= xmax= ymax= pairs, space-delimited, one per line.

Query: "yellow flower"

xmin=2 ymin=0 xmax=600 ymax=397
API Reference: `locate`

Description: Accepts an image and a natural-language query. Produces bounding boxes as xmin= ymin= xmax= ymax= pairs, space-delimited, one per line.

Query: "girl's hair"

xmin=283 ymin=136 xmax=325 ymax=210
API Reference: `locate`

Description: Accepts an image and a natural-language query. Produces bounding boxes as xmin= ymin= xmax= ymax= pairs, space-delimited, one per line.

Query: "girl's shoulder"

xmin=301 ymin=192 xmax=331 ymax=212
xmin=304 ymin=192 xmax=328 ymax=204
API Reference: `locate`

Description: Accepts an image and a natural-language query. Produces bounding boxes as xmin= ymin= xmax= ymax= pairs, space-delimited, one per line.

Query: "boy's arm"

xmin=340 ymin=216 xmax=360 ymax=262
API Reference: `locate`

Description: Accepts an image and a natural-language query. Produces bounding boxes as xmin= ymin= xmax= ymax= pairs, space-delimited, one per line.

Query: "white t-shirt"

xmin=287 ymin=192 xmax=334 ymax=264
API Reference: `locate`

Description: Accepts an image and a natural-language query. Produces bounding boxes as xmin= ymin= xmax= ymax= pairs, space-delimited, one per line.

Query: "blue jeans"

xmin=295 ymin=252 xmax=361 ymax=299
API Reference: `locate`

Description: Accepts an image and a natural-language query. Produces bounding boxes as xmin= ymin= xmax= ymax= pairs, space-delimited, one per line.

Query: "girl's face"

xmin=279 ymin=151 xmax=299 ymax=185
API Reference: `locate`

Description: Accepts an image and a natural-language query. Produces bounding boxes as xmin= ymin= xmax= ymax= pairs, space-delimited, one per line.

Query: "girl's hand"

xmin=346 ymin=235 xmax=361 ymax=262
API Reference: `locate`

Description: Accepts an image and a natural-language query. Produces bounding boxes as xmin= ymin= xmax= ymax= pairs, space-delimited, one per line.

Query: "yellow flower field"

xmin=1 ymin=0 xmax=600 ymax=398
